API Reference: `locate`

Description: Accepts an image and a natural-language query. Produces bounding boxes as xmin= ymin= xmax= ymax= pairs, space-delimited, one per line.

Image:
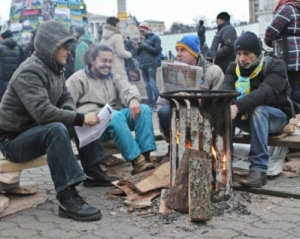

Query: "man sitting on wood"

xmin=219 ymin=31 xmax=291 ymax=188
xmin=157 ymin=35 xmax=224 ymax=161
xmin=0 ymin=21 xmax=119 ymax=222
xmin=66 ymin=45 xmax=156 ymax=175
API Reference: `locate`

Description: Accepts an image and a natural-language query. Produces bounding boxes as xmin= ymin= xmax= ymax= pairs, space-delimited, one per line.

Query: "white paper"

xmin=75 ymin=104 xmax=113 ymax=148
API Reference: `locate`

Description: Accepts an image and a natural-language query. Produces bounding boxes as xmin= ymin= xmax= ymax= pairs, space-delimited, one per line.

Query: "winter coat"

xmin=219 ymin=57 xmax=293 ymax=119
xmin=210 ymin=21 xmax=237 ymax=73
xmin=0 ymin=21 xmax=84 ymax=138
xmin=265 ymin=4 xmax=300 ymax=72
xmin=100 ymin=24 xmax=132 ymax=81
xmin=0 ymin=37 xmax=24 ymax=82
xmin=137 ymin=33 xmax=161 ymax=69
xmin=66 ymin=66 xmax=141 ymax=113
xmin=197 ymin=25 xmax=206 ymax=44
xmin=75 ymin=34 xmax=93 ymax=72
xmin=23 ymin=40 xmax=35 ymax=60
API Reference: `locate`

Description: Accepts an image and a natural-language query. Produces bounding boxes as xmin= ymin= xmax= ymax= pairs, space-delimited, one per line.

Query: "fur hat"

xmin=216 ymin=12 xmax=230 ymax=21
xmin=1 ymin=30 xmax=13 ymax=40
xmin=175 ymin=35 xmax=200 ymax=58
xmin=138 ymin=22 xmax=150 ymax=32
xmin=74 ymin=26 xmax=85 ymax=36
xmin=234 ymin=31 xmax=262 ymax=56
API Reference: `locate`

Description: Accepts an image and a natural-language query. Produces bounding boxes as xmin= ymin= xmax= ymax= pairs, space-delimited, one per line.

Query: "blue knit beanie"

xmin=234 ymin=31 xmax=262 ymax=56
xmin=175 ymin=35 xmax=200 ymax=57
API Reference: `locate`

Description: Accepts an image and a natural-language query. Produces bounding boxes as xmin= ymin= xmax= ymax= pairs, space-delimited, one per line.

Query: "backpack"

xmin=150 ymin=34 xmax=163 ymax=67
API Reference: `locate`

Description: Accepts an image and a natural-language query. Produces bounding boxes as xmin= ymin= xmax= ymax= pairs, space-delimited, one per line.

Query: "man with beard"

xmin=66 ymin=45 xmax=156 ymax=175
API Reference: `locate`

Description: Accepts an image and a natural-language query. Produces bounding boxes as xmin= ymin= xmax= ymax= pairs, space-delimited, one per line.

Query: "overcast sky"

xmin=1 ymin=0 xmax=249 ymax=29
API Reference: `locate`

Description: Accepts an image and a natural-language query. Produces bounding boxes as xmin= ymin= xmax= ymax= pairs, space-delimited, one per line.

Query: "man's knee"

xmin=47 ymin=122 xmax=68 ymax=134
xmin=140 ymin=104 xmax=151 ymax=115
xmin=157 ymin=105 xmax=170 ymax=121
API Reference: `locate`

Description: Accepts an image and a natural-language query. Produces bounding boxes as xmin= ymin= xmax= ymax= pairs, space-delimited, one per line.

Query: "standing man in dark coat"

xmin=210 ymin=12 xmax=237 ymax=73
xmin=219 ymin=32 xmax=290 ymax=188
xmin=0 ymin=30 xmax=24 ymax=101
xmin=197 ymin=20 xmax=206 ymax=54
xmin=137 ymin=22 xmax=161 ymax=111
xmin=0 ymin=21 xmax=118 ymax=221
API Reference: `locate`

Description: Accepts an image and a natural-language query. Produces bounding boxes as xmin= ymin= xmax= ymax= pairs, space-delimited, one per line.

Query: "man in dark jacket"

xmin=0 ymin=30 xmax=24 ymax=101
xmin=197 ymin=20 xmax=206 ymax=54
xmin=137 ymin=22 xmax=161 ymax=111
xmin=219 ymin=31 xmax=290 ymax=188
xmin=23 ymin=29 xmax=37 ymax=60
xmin=0 ymin=21 xmax=118 ymax=221
xmin=210 ymin=12 xmax=237 ymax=73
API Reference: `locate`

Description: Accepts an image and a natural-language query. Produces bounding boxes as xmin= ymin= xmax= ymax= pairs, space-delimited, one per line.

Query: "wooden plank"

xmin=134 ymin=162 xmax=170 ymax=194
xmin=0 ymin=171 xmax=21 ymax=184
xmin=0 ymin=192 xmax=48 ymax=218
xmin=234 ymin=134 xmax=300 ymax=148
xmin=124 ymin=190 xmax=161 ymax=209
xmin=0 ymin=156 xmax=48 ymax=173
xmin=189 ymin=149 xmax=212 ymax=222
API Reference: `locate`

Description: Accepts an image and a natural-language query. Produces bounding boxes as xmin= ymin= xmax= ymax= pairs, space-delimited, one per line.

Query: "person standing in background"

xmin=265 ymin=0 xmax=300 ymax=104
xmin=137 ymin=22 xmax=161 ymax=111
xmin=100 ymin=17 xmax=132 ymax=81
xmin=197 ymin=20 xmax=206 ymax=54
xmin=209 ymin=12 xmax=237 ymax=73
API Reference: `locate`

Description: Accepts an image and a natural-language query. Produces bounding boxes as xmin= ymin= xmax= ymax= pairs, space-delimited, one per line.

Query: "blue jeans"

xmin=141 ymin=68 xmax=160 ymax=107
xmin=0 ymin=122 xmax=107 ymax=193
xmin=0 ymin=80 xmax=9 ymax=102
xmin=288 ymin=71 xmax=300 ymax=104
xmin=157 ymin=104 xmax=171 ymax=139
xmin=233 ymin=106 xmax=287 ymax=173
xmin=100 ymin=104 xmax=157 ymax=161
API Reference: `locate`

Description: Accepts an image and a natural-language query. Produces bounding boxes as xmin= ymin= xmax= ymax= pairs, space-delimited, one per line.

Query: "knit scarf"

xmin=235 ymin=57 xmax=264 ymax=119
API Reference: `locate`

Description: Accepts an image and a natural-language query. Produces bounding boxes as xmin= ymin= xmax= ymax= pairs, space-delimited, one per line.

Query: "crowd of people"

xmin=0 ymin=0 xmax=299 ymax=222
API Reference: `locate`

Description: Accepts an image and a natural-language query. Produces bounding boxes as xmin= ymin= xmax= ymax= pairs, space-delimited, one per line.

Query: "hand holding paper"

xmin=75 ymin=104 xmax=114 ymax=148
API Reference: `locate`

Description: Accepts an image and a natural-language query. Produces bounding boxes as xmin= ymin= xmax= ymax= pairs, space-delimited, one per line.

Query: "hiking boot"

xmin=57 ymin=187 xmax=101 ymax=221
xmin=83 ymin=164 xmax=119 ymax=187
xmin=239 ymin=170 xmax=267 ymax=188
xmin=132 ymin=154 xmax=155 ymax=175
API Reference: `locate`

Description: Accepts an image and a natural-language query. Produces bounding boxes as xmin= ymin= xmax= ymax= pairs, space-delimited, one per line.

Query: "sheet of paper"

xmin=75 ymin=104 xmax=113 ymax=148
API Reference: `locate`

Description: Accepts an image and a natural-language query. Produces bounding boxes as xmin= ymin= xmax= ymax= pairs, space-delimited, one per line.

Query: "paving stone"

xmin=19 ymin=221 xmax=56 ymax=231
xmin=1 ymin=228 xmax=37 ymax=238
xmin=240 ymin=228 xmax=289 ymax=238
xmin=41 ymin=229 xmax=80 ymax=238
xmin=252 ymin=220 xmax=296 ymax=230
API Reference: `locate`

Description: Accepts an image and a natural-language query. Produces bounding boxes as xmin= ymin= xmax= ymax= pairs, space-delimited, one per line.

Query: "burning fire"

xmin=175 ymin=130 xmax=191 ymax=148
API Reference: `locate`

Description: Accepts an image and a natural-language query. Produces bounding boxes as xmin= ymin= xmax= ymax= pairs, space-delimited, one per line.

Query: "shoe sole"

xmin=59 ymin=211 xmax=102 ymax=221
xmin=83 ymin=181 xmax=114 ymax=187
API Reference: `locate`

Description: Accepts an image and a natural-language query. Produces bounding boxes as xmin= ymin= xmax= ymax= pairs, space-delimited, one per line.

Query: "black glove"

xmin=138 ymin=41 xmax=147 ymax=49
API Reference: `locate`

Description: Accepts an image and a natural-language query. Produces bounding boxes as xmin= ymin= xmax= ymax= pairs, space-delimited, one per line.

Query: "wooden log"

xmin=189 ymin=149 xmax=212 ymax=221
xmin=166 ymin=149 xmax=191 ymax=212
xmin=0 ymin=156 xmax=48 ymax=173
xmin=159 ymin=189 xmax=171 ymax=215
xmin=5 ymin=182 xmax=38 ymax=195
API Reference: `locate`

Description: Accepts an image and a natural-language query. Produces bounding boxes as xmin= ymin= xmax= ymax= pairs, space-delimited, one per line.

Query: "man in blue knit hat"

xmin=157 ymin=34 xmax=224 ymax=161
xmin=219 ymin=31 xmax=291 ymax=188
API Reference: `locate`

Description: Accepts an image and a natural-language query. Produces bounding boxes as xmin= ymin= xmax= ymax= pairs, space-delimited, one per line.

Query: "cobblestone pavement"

xmin=1 ymin=114 xmax=300 ymax=239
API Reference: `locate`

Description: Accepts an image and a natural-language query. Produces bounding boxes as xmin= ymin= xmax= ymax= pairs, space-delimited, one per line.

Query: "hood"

xmin=79 ymin=34 xmax=93 ymax=44
xmin=102 ymin=24 xmax=122 ymax=40
xmin=2 ymin=37 xmax=17 ymax=48
xmin=34 ymin=21 xmax=75 ymax=74
xmin=217 ymin=21 xmax=230 ymax=31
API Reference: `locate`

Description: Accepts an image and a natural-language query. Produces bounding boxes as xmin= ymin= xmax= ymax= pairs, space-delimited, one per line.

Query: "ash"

xmin=212 ymin=191 xmax=251 ymax=216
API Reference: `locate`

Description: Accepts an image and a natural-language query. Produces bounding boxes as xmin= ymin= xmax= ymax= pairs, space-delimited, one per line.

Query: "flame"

xmin=175 ymin=130 xmax=191 ymax=148
xmin=222 ymin=154 xmax=227 ymax=170
xmin=211 ymin=147 xmax=217 ymax=159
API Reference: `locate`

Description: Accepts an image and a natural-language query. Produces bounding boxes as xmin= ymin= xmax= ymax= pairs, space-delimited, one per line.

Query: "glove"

xmin=138 ymin=41 xmax=147 ymax=49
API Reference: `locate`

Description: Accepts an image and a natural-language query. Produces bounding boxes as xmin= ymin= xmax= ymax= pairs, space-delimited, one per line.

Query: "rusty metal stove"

xmin=160 ymin=90 xmax=240 ymax=202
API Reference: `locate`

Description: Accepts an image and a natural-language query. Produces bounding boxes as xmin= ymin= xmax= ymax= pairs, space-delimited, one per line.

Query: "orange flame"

xmin=175 ymin=130 xmax=191 ymax=148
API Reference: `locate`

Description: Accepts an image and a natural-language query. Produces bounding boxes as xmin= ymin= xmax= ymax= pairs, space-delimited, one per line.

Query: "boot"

xmin=239 ymin=170 xmax=267 ymax=188
xmin=132 ymin=154 xmax=155 ymax=175
xmin=83 ymin=164 xmax=119 ymax=187
xmin=57 ymin=187 xmax=101 ymax=221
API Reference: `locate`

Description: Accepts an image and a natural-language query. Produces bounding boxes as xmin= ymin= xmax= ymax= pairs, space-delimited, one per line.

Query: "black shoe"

xmin=57 ymin=187 xmax=101 ymax=221
xmin=83 ymin=164 xmax=119 ymax=187
xmin=239 ymin=170 xmax=267 ymax=188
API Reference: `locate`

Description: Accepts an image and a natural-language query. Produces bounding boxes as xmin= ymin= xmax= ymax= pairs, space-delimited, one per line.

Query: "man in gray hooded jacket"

xmin=0 ymin=21 xmax=117 ymax=221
